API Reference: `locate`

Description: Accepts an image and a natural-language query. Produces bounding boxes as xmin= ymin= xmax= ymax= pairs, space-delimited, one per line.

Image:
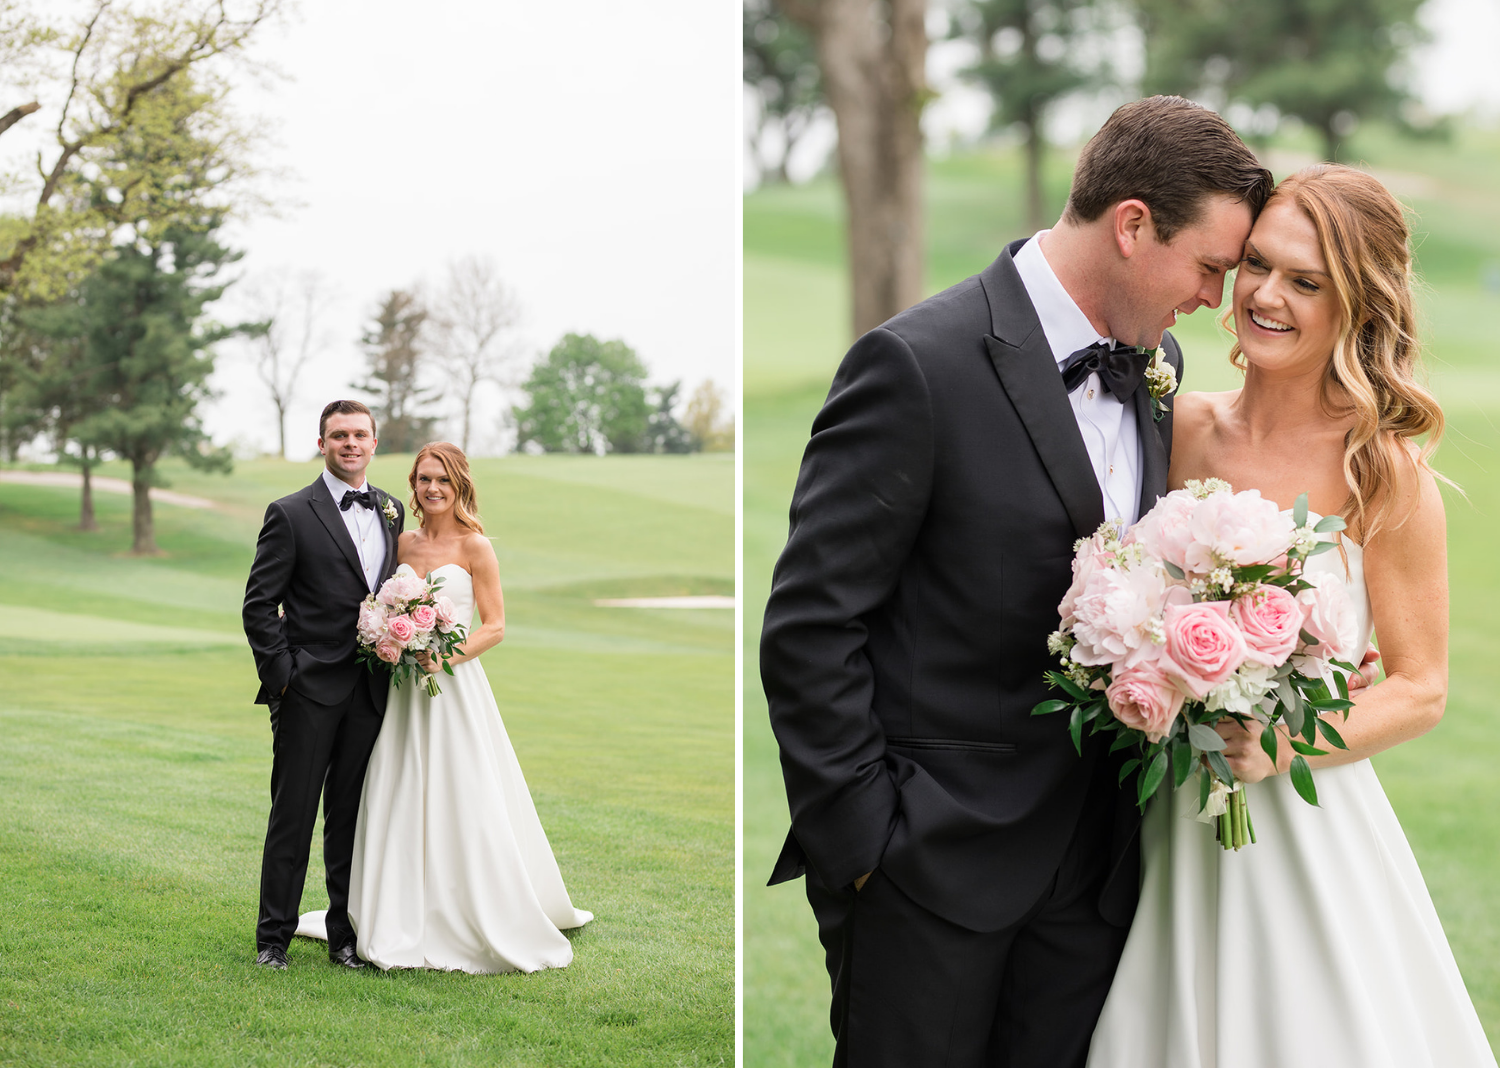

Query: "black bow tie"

xmin=1059 ymin=341 xmax=1152 ymax=402
xmin=340 ymin=488 xmax=375 ymax=512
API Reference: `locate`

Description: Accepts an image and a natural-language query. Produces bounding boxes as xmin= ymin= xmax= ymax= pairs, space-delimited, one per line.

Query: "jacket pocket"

xmin=886 ymin=736 xmax=1017 ymax=754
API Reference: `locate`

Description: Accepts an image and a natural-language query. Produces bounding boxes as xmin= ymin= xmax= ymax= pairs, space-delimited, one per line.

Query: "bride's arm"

xmin=1219 ymin=464 xmax=1449 ymax=780
xmin=446 ymin=535 xmax=505 ymax=667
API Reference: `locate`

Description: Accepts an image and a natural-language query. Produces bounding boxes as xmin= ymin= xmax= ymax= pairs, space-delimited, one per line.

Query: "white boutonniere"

xmin=381 ymin=497 xmax=398 ymax=525
xmin=1143 ymin=351 xmax=1177 ymax=423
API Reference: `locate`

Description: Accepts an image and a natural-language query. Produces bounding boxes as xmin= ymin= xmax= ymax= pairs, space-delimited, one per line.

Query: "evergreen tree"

xmin=356 ymin=289 xmax=438 ymax=454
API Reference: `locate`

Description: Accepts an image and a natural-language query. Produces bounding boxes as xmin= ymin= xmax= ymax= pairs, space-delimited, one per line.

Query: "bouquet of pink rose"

xmin=1035 ymin=479 xmax=1362 ymax=850
xmin=356 ymin=570 xmax=468 ymax=697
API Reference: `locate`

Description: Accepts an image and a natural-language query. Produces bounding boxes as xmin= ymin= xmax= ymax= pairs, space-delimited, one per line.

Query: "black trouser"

xmin=805 ymin=786 xmax=1129 ymax=1068
xmin=256 ymin=673 xmax=382 ymax=954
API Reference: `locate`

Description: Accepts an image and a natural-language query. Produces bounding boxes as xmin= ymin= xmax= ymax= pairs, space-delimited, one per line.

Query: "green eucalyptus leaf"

xmin=1289 ymin=755 xmax=1319 ymax=806
xmin=1118 ymin=757 xmax=1141 ymax=786
xmin=1198 ymin=766 xmax=1212 ymax=812
xmin=1289 ymin=738 xmax=1327 ymax=756
xmin=1069 ymin=705 xmax=1085 ymax=755
xmin=1293 ymin=493 xmax=1309 ymax=529
xmin=1206 ymin=749 xmax=1235 ymax=786
xmin=1259 ymin=723 xmax=1279 ymax=768
xmin=1315 ymin=717 xmax=1349 ymax=750
xmin=1306 ymin=541 xmax=1338 ymax=557
xmin=1187 ymin=722 xmax=1227 ymax=751
xmin=1138 ymin=750 xmax=1169 ymax=808
xmin=1173 ymin=740 xmax=1194 ymax=788
xmin=1032 ymin=699 xmax=1071 ymax=716
xmin=1163 ymin=560 xmax=1185 ymax=580
xmin=1313 ymin=514 xmax=1347 ymax=533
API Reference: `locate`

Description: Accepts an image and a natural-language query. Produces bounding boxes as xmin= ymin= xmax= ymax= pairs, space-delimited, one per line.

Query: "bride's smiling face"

xmin=414 ymin=458 xmax=455 ymax=518
xmin=1232 ymin=198 xmax=1344 ymax=375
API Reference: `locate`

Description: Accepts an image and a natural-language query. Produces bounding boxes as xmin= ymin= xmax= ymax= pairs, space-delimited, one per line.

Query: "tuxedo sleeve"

xmin=243 ymin=500 xmax=296 ymax=698
xmin=760 ymin=326 xmax=935 ymax=891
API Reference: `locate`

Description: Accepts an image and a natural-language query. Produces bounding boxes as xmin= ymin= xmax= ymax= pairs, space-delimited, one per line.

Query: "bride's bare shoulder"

xmin=1171 ymin=390 xmax=1238 ymax=435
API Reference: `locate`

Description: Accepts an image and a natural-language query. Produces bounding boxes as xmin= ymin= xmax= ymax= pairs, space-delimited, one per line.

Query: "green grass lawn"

xmin=0 ymin=452 xmax=733 ymax=1066
xmin=744 ymin=125 xmax=1500 ymax=1066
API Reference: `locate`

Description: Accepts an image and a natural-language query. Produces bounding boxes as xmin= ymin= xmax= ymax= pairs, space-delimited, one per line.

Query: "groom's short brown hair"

xmin=319 ymin=399 xmax=377 ymax=439
xmin=1063 ymin=95 xmax=1273 ymax=243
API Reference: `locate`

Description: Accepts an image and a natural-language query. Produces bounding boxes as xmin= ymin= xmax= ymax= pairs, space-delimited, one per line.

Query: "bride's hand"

xmin=414 ymin=650 xmax=437 ymax=674
xmin=1215 ymin=718 xmax=1289 ymax=783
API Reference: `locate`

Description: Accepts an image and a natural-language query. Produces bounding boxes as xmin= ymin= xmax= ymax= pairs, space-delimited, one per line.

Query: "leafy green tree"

xmin=950 ymin=0 xmax=1110 ymax=232
xmin=1137 ymin=0 xmax=1432 ymax=161
xmin=513 ymin=333 xmax=652 ymax=455
xmin=33 ymin=218 xmax=248 ymax=554
xmin=743 ymin=0 xmax=824 ymax=184
xmin=356 ymin=289 xmax=437 ymax=454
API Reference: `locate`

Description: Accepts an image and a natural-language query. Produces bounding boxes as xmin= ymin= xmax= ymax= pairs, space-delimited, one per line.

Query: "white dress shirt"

xmin=1012 ymin=231 xmax=1143 ymax=527
xmin=321 ymin=467 xmax=387 ymax=592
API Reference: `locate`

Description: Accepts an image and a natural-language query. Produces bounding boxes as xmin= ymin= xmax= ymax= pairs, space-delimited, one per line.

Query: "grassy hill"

xmin=745 ymin=124 xmax=1500 ymax=1065
xmin=0 ymin=452 xmax=733 ymax=1066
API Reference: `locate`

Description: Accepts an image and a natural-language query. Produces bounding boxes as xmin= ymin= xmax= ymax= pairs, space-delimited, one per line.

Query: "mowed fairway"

xmin=745 ymin=128 xmax=1500 ymax=1066
xmin=0 ymin=451 xmax=733 ymax=1066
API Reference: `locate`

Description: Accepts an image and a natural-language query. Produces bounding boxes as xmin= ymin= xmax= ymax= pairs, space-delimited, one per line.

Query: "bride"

xmin=1087 ymin=165 xmax=1494 ymax=1065
xmin=305 ymin=441 xmax=591 ymax=972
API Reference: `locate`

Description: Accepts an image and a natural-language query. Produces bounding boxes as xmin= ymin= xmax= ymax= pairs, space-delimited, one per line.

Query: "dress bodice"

xmin=395 ymin=562 xmax=475 ymax=628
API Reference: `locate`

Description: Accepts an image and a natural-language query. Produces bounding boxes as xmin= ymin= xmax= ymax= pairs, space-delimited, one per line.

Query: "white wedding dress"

xmin=1088 ymin=533 xmax=1496 ymax=1067
xmin=299 ymin=562 xmax=591 ymax=972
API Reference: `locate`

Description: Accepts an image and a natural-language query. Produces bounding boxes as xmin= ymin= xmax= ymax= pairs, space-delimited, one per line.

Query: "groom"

xmin=762 ymin=97 xmax=1273 ymax=1066
xmin=243 ymin=399 xmax=405 ymax=970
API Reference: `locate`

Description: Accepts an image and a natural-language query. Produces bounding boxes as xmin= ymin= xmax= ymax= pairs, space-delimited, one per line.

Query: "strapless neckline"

xmin=396 ymin=562 xmax=472 ymax=579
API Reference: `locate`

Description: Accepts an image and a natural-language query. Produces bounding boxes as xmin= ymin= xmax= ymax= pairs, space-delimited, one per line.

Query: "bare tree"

xmin=245 ymin=270 xmax=336 ymax=459
xmin=428 ymin=256 xmax=522 ymax=454
xmin=683 ymin=379 xmax=735 ymax=452
xmin=777 ymin=0 xmax=928 ymax=338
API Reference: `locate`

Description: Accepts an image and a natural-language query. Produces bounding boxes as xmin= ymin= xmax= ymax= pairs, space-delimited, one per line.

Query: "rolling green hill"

xmin=0 ymin=452 xmax=733 ymax=1066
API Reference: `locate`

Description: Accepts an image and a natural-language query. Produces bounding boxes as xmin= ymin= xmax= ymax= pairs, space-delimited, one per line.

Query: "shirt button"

xmin=1087 ymin=389 xmax=1095 ymax=400
xmin=1109 ymin=465 xmax=1115 ymax=475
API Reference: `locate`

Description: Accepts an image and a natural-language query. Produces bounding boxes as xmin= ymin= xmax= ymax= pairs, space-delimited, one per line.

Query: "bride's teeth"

xmin=1250 ymin=310 xmax=1292 ymax=332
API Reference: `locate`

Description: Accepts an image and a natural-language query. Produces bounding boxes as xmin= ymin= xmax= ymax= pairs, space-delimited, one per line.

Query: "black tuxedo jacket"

xmin=761 ymin=241 xmax=1182 ymax=933
xmin=243 ymin=476 xmax=406 ymax=710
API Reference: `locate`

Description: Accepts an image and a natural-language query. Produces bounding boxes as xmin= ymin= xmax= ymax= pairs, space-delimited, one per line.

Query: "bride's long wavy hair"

xmin=1221 ymin=164 xmax=1447 ymax=540
xmin=408 ymin=442 xmax=485 ymax=534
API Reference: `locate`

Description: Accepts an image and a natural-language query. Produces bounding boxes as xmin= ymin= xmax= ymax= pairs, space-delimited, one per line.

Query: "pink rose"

xmin=1183 ymin=490 xmax=1297 ymax=574
xmin=1230 ymin=584 xmax=1303 ymax=666
xmin=386 ymin=614 xmax=416 ymax=644
xmin=375 ymin=639 xmax=401 ymax=664
xmin=1129 ymin=490 xmax=1200 ymax=574
xmin=1059 ymin=531 xmax=1116 ymax=628
xmin=1159 ymin=599 xmax=1248 ymax=699
xmin=410 ymin=604 xmax=438 ymax=632
xmin=1069 ymin=565 xmax=1167 ymax=669
xmin=1106 ymin=661 xmax=1186 ymax=742
xmin=1297 ymin=577 xmax=1358 ymax=661
xmin=434 ymin=596 xmax=457 ymax=628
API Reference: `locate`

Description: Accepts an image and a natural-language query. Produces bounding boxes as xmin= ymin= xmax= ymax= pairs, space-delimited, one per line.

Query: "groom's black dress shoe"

xmin=329 ymin=944 xmax=368 ymax=969
xmin=255 ymin=946 xmax=288 ymax=970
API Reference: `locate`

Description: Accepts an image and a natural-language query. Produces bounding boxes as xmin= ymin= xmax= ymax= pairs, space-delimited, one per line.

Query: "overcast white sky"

xmin=203 ymin=0 xmax=740 ymax=459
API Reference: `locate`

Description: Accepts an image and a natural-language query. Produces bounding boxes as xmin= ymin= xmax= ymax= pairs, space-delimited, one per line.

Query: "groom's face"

xmin=319 ymin=413 xmax=378 ymax=485
xmin=1112 ymin=193 xmax=1253 ymax=348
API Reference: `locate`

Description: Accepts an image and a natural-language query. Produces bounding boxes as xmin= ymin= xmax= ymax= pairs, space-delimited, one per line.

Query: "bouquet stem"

xmin=1218 ymin=786 xmax=1251 ymax=851
xmin=423 ymin=672 xmax=442 ymax=697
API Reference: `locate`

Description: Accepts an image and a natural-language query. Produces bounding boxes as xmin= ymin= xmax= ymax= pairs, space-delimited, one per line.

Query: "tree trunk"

xmin=130 ymin=461 xmax=158 ymax=555
xmin=1024 ymin=121 xmax=1045 ymax=234
xmin=275 ymin=398 xmax=288 ymax=460
xmin=78 ymin=451 xmax=97 ymax=531
xmin=782 ymin=0 xmax=928 ymax=339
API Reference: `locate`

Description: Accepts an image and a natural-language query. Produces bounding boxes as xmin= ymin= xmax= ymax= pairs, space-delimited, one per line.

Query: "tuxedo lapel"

xmin=981 ymin=247 xmax=1105 ymax=540
xmin=1134 ymin=383 xmax=1169 ymax=518
xmin=307 ymin=477 xmax=366 ymax=584
xmin=375 ymin=488 xmax=400 ymax=585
